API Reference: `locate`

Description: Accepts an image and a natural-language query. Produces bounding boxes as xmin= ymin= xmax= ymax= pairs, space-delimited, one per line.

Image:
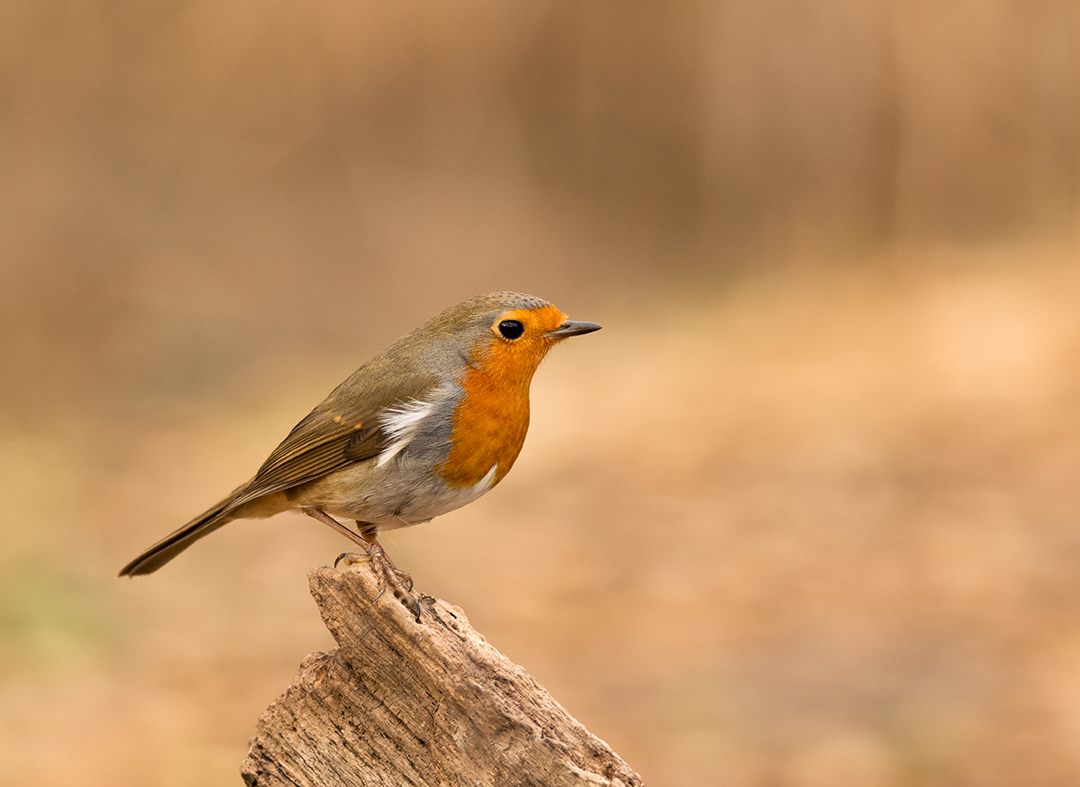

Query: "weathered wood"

xmin=241 ymin=565 xmax=643 ymax=787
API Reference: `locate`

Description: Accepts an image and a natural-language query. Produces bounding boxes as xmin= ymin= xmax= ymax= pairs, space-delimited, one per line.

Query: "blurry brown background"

xmin=2 ymin=1 xmax=1080 ymax=785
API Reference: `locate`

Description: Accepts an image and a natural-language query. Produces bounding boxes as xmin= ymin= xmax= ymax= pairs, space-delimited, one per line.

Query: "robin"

xmin=119 ymin=292 xmax=600 ymax=619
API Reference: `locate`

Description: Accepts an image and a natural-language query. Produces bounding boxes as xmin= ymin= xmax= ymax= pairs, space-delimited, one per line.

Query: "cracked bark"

xmin=241 ymin=565 xmax=644 ymax=787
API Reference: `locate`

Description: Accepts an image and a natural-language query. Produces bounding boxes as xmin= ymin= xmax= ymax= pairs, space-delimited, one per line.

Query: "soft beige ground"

xmin=3 ymin=244 xmax=1080 ymax=786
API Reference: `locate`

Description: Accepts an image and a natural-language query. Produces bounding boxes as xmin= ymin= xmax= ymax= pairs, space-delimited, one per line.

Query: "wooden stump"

xmin=241 ymin=565 xmax=644 ymax=786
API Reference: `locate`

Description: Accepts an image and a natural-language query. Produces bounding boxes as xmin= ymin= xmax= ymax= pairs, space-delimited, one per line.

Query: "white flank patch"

xmin=376 ymin=398 xmax=437 ymax=467
xmin=432 ymin=462 xmax=499 ymax=515
xmin=473 ymin=463 xmax=498 ymax=496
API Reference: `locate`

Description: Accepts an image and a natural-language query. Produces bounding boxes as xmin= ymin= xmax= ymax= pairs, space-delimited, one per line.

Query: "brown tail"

xmin=118 ymin=488 xmax=245 ymax=577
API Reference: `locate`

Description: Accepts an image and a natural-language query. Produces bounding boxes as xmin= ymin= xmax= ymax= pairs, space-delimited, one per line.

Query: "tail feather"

xmin=118 ymin=489 xmax=245 ymax=577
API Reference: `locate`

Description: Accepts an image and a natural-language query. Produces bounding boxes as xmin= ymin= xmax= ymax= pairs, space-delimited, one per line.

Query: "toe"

xmin=334 ymin=551 xmax=372 ymax=568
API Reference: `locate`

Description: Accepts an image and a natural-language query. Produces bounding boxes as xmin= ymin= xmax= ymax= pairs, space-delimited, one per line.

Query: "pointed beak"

xmin=549 ymin=320 xmax=602 ymax=339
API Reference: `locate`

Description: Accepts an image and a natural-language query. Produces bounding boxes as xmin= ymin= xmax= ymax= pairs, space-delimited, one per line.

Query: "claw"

xmin=403 ymin=593 xmax=422 ymax=622
xmin=304 ymin=508 xmax=422 ymax=622
xmin=368 ymin=550 xmax=419 ymax=621
xmin=334 ymin=551 xmax=371 ymax=568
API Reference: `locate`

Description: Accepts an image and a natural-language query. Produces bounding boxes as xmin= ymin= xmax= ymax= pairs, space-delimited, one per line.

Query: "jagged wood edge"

xmin=241 ymin=565 xmax=643 ymax=787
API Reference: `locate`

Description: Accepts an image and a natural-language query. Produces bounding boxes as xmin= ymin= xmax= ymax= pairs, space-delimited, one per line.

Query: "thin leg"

xmin=304 ymin=507 xmax=372 ymax=550
xmin=303 ymin=508 xmax=421 ymax=621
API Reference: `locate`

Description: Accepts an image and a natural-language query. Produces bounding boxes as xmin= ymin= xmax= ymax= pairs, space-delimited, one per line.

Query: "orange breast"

xmin=438 ymin=305 xmax=565 ymax=488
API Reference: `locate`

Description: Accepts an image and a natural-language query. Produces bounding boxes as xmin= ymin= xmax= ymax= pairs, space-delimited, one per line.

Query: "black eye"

xmin=498 ymin=320 xmax=524 ymax=340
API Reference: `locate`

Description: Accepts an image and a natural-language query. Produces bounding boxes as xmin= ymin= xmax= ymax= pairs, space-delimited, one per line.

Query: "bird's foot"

xmin=334 ymin=551 xmax=370 ymax=568
xmin=335 ymin=547 xmax=420 ymax=621
xmin=360 ymin=541 xmax=420 ymax=622
xmin=334 ymin=548 xmax=414 ymax=594
xmin=304 ymin=509 xmax=422 ymax=622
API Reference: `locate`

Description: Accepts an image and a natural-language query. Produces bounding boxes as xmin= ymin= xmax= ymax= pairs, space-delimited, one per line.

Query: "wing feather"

xmin=228 ymin=375 xmax=439 ymax=508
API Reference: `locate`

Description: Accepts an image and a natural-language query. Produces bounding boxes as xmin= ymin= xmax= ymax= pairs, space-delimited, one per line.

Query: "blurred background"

xmin=2 ymin=1 xmax=1080 ymax=785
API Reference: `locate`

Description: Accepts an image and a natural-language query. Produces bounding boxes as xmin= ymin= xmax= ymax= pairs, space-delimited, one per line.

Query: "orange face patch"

xmin=437 ymin=305 xmax=568 ymax=488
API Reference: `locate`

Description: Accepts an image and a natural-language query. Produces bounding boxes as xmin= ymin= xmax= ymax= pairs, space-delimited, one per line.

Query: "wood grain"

xmin=241 ymin=565 xmax=643 ymax=787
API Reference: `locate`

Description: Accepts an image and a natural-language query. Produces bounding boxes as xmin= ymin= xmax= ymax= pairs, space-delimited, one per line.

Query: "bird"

xmin=118 ymin=292 xmax=601 ymax=619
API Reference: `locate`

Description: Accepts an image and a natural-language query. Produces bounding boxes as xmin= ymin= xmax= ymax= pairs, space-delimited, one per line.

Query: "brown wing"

xmin=242 ymin=411 xmax=382 ymax=493
xmin=228 ymin=376 xmax=439 ymax=509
